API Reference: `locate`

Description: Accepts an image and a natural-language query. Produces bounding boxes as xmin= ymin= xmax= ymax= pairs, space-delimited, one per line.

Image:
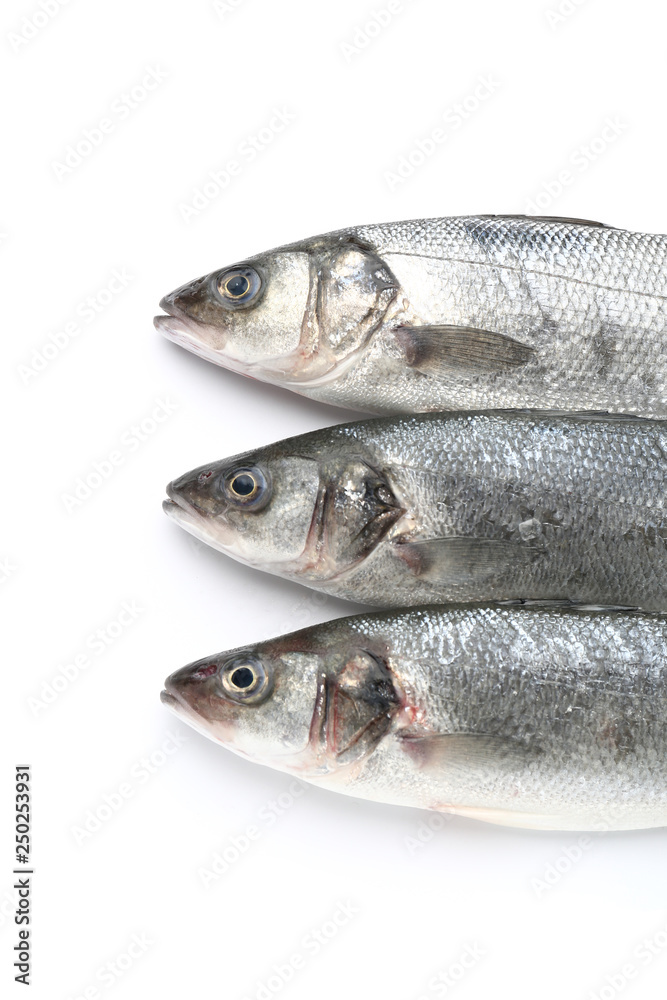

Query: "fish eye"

xmin=221 ymin=465 xmax=271 ymax=510
xmin=230 ymin=665 xmax=254 ymax=688
xmin=220 ymin=656 xmax=271 ymax=703
xmin=215 ymin=266 xmax=263 ymax=308
xmin=231 ymin=473 xmax=256 ymax=497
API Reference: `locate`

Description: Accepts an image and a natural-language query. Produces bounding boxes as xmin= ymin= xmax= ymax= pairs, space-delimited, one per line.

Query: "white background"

xmin=4 ymin=1 xmax=667 ymax=998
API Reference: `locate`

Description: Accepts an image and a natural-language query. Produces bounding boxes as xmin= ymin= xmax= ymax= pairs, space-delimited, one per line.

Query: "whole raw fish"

xmin=161 ymin=604 xmax=667 ymax=830
xmin=154 ymin=215 xmax=667 ymax=415
xmin=163 ymin=410 xmax=667 ymax=609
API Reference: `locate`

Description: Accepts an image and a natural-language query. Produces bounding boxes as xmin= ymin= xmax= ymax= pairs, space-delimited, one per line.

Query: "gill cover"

xmin=293 ymin=236 xmax=399 ymax=382
xmin=310 ymin=649 xmax=399 ymax=769
xmin=303 ymin=458 xmax=404 ymax=580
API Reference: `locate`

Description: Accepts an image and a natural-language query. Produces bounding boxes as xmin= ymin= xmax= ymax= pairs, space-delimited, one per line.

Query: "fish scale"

xmin=162 ymin=604 xmax=667 ymax=829
xmin=338 ymin=605 xmax=667 ymax=827
xmin=158 ymin=218 xmax=667 ymax=831
xmin=163 ymin=411 xmax=667 ymax=610
xmin=323 ymin=217 xmax=667 ymax=414
xmin=156 ymin=215 xmax=667 ymax=414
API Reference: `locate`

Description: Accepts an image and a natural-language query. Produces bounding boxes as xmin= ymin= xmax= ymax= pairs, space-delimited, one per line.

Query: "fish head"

xmin=163 ymin=438 xmax=405 ymax=583
xmin=161 ymin=631 xmax=400 ymax=776
xmin=161 ymin=645 xmax=320 ymax=768
xmin=155 ymin=249 xmax=310 ymax=375
xmin=154 ymin=235 xmax=398 ymax=384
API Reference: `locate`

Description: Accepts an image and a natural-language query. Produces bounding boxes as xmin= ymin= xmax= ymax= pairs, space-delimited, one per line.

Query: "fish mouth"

xmin=160 ymin=682 xmax=216 ymax=739
xmin=162 ymin=483 xmax=212 ymax=540
xmin=154 ymin=312 xmax=197 ymax=345
xmin=154 ymin=297 xmax=280 ymax=379
xmin=160 ymin=683 xmax=191 ymax=720
xmin=154 ymin=296 xmax=200 ymax=345
xmin=154 ymin=296 xmax=230 ymax=366
xmin=162 ymin=484 xmax=200 ymax=527
xmin=160 ymin=688 xmax=179 ymax=708
xmin=163 ymin=483 xmax=239 ymax=555
xmin=161 ymin=666 xmax=246 ymax=746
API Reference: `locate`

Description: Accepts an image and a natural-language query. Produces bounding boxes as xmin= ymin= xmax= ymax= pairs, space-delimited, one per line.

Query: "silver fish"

xmin=154 ymin=215 xmax=667 ymax=415
xmin=161 ymin=604 xmax=667 ymax=831
xmin=163 ymin=410 xmax=667 ymax=609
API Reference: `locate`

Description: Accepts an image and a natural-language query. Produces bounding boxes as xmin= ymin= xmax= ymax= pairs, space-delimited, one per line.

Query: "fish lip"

xmin=154 ymin=308 xmax=208 ymax=352
xmin=153 ymin=312 xmax=193 ymax=342
xmin=162 ymin=484 xmax=240 ymax=555
xmin=162 ymin=485 xmax=208 ymax=535
xmin=161 ymin=667 xmax=202 ymax=716
xmin=164 ymin=480 xmax=193 ymax=512
xmin=154 ymin=298 xmax=277 ymax=378
xmin=154 ymin=295 xmax=213 ymax=348
xmin=163 ymin=482 xmax=193 ymax=515
xmin=160 ymin=683 xmax=191 ymax=719
xmin=160 ymin=681 xmax=210 ymax=733
xmin=154 ymin=310 xmax=239 ymax=370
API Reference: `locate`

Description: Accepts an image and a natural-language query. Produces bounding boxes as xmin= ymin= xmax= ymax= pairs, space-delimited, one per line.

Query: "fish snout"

xmin=154 ymin=276 xmax=228 ymax=356
xmin=162 ymin=475 xmax=237 ymax=555
xmin=162 ymin=477 xmax=199 ymax=521
xmin=163 ymin=473 xmax=230 ymax=521
xmin=161 ymin=665 xmax=197 ymax=718
xmin=164 ymin=660 xmax=216 ymax=696
xmin=161 ymin=660 xmax=224 ymax=733
xmin=154 ymin=290 xmax=191 ymax=337
xmin=158 ymin=275 xmax=208 ymax=320
xmin=158 ymin=291 xmax=177 ymax=314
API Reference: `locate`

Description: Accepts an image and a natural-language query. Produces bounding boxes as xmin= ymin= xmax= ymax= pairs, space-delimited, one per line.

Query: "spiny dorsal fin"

xmin=481 ymin=214 xmax=607 ymax=228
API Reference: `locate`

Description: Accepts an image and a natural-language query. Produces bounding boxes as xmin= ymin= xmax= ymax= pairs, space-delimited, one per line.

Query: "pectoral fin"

xmin=395 ymin=325 xmax=535 ymax=377
xmin=394 ymin=536 xmax=542 ymax=585
xmin=400 ymin=733 xmax=531 ymax=774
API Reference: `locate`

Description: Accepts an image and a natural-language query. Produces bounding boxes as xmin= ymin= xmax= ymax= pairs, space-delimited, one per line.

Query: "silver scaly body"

xmin=164 ymin=411 xmax=667 ymax=610
xmin=162 ymin=605 xmax=667 ymax=831
xmin=303 ymin=216 xmax=667 ymax=414
xmin=156 ymin=216 xmax=667 ymax=416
